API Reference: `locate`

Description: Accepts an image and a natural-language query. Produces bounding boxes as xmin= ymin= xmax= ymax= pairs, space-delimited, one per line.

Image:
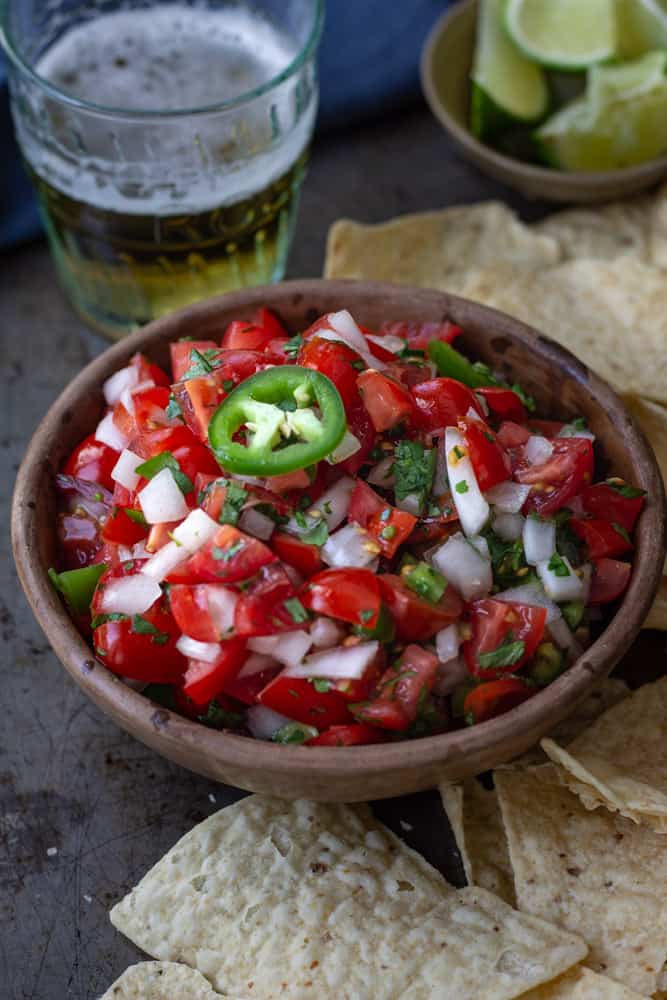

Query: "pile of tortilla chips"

xmin=100 ymin=679 xmax=666 ymax=999
xmin=324 ymin=191 xmax=667 ymax=629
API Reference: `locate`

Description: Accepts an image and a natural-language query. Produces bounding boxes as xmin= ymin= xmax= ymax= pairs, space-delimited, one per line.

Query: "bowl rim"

xmin=11 ymin=279 xmax=666 ymax=784
xmin=420 ymin=0 xmax=667 ymax=189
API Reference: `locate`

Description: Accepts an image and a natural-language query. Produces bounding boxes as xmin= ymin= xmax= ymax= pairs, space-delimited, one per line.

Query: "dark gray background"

xmin=1 ymin=107 xmax=661 ymax=1000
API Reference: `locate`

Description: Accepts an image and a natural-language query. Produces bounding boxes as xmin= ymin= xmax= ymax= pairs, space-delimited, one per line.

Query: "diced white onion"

xmin=239 ymin=507 xmax=275 ymax=541
xmin=367 ymin=455 xmax=396 ymax=487
xmin=366 ymin=333 xmax=404 ymax=354
xmin=131 ymin=541 xmax=149 ymax=560
xmin=247 ymin=631 xmax=313 ymax=670
xmin=558 ymin=424 xmax=595 ymax=441
xmin=445 ymin=427 xmax=490 ymax=537
xmin=103 ymin=365 xmax=139 ymax=406
xmin=171 ymin=508 xmax=219 ymax=552
xmin=326 ymin=309 xmax=386 ymax=370
xmin=234 ymin=475 xmax=266 ymax=488
xmin=246 ymin=705 xmax=296 ymax=741
xmin=94 ymin=411 xmax=128 ymax=452
xmin=310 ymin=617 xmax=346 ymax=649
xmin=492 ymin=511 xmax=525 ymax=542
xmin=111 ymin=448 xmax=143 ymax=492
xmin=485 ymin=481 xmax=531 ymax=513
xmin=138 ymin=467 xmax=189 ymax=524
xmin=523 ymin=517 xmax=556 ymax=566
xmin=286 ymin=476 xmax=354 ymax=536
xmin=118 ymin=378 xmax=155 ymax=418
xmin=204 ymin=586 xmax=238 ymax=636
xmin=435 ymin=624 xmax=460 ymax=664
xmin=537 ymin=556 xmax=586 ymax=602
xmin=432 ymin=532 xmax=492 ymax=602
xmin=396 ymin=493 xmax=422 ymax=516
xmin=175 ymin=635 xmax=221 ymax=663
xmin=237 ymin=652 xmax=278 ymax=679
xmin=494 ymin=581 xmax=560 ymax=623
xmin=117 ymin=545 xmax=133 ymax=562
xmin=321 ymin=523 xmax=378 ymax=569
xmin=468 ymin=534 xmax=490 ymax=559
xmin=524 ymin=435 xmax=553 ymax=466
xmin=140 ymin=541 xmax=188 ymax=582
xmin=286 ymin=641 xmax=379 ymax=681
xmin=433 ymin=655 xmax=469 ymax=697
xmin=99 ymin=574 xmax=162 ymax=616
xmin=326 ymin=430 xmax=362 ymax=465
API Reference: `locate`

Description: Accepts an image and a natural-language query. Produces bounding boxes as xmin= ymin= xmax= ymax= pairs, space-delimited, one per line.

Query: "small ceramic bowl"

xmin=421 ymin=0 xmax=667 ymax=203
xmin=11 ymin=280 xmax=666 ymax=801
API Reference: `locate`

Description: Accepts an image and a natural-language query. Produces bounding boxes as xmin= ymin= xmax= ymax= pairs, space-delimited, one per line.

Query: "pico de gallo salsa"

xmin=49 ymin=307 xmax=645 ymax=746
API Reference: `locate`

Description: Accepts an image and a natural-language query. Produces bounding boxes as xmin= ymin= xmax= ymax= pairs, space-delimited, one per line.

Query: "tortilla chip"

xmin=534 ymin=198 xmax=655 ymax=263
xmin=439 ymin=783 xmax=468 ymax=878
xmin=495 ymin=765 xmax=667 ymax=995
xmin=645 ymin=577 xmax=667 ymax=630
xmin=541 ymin=676 xmax=667 ymax=832
xmin=99 ymin=961 xmax=223 ymax=999
xmin=458 ymin=257 xmax=667 ymax=405
xmin=515 ymin=680 xmax=630 ymax=766
xmin=111 ymin=797 xmax=586 ymax=1000
xmin=324 ymin=202 xmax=561 ymax=288
xmin=623 ymin=396 xmax=667 ymax=492
xmin=518 ymin=965 xmax=649 ymax=999
xmin=440 ymin=780 xmax=516 ymax=906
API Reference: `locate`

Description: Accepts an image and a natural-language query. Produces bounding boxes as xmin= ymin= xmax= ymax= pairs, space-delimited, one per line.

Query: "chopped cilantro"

xmin=311 ymin=678 xmax=331 ymax=693
xmin=606 ymin=480 xmax=646 ymax=500
xmin=273 ymin=721 xmax=318 ymax=745
xmin=293 ymin=514 xmax=329 ymax=547
xmin=182 ymin=347 xmax=220 ymax=379
xmin=322 ymin=500 xmax=332 ymax=516
xmin=510 ymin=382 xmax=536 ymax=413
xmin=571 ymin=416 xmax=587 ymax=431
xmin=165 ymin=394 xmax=185 ymax=422
xmin=393 ymin=440 xmax=436 ymax=511
xmin=455 ymin=481 xmax=469 ymax=494
xmin=198 ymin=699 xmax=245 ymax=730
xmin=483 ymin=530 xmax=530 ymax=589
xmin=134 ymin=451 xmax=193 ymax=495
xmin=350 ymin=359 xmax=366 ymax=371
xmin=91 ymin=612 xmax=128 ymax=628
xmin=477 ymin=636 xmax=526 ymax=670
xmin=612 ymin=522 xmax=631 ymax=545
xmin=359 ymin=609 xmax=375 ymax=624
xmin=93 ymin=491 xmax=103 ymax=502
xmin=562 ymin=600 xmax=584 ymax=631
xmin=283 ymin=333 xmax=303 ymax=360
xmin=547 ymin=552 xmax=571 ymax=577
xmin=131 ymin=614 xmax=170 ymax=644
xmin=219 ymin=481 xmax=248 ymax=526
xmin=212 ymin=540 xmax=244 ymax=562
xmin=124 ymin=509 xmax=147 ymax=525
xmin=483 ymin=431 xmax=495 ymax=443
xmin=283 ymin=597 xmax=309 ymax=624
xmin=222 ymin=378 xmax=235 ymax=393
xmin=556 ymin=521 xmax=583 ymax=567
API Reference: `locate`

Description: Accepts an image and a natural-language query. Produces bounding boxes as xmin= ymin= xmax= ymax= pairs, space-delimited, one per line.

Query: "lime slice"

xmin=471 ymin=0 xmax=548 ymax=139
xmin=617 ymin=0 xmax=667 ymax=58
xmin=537 ymin=51 xmax=667 ymax=170
xmin=505 ymin=0 xmax=617 ymax=70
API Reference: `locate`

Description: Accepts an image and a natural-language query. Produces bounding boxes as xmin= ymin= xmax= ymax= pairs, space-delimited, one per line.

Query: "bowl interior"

xmin=12 ymin=280 xmax=666 ymax=801
xmin=421 ymin=0 xmax=667 ymax=203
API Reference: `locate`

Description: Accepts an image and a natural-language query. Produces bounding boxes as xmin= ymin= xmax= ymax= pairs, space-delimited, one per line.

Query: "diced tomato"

xmin=526 ymin=418 xmax=565 ymax=439
xmin=179 ymin=639 xmax=247 ymax=706
xmin=201 ymin=479 xmax=290 ymax=524
xmin=581 ymin=482 xmax=645 ymax=533
xmin=272 ymin=532 xmax=322 ymax=577
xmin=348 ymin=479 xmax=384 ymax=526
xmin=257 ymin=673 xmax=352 ymax=728
xmin=298 ymin=336 xmax=366 ymax=410
xmin=412 ymin=378 xmax=483 ymax=432
xmin=570 ymin=518 xmax=633 ymax=560
xmin=306 ymin=723 xmax=387 ymax=746
xmin=463 ymin=678 xmax=534 ymax=724
xmin=234 ymin=562 xmax=300 ymax=637
xmin=365 ymin=338 xmax=398 ymax=364
xmin=517 ymin=439 xmax=594 ymax=517
xmin=221 ymin=319 xmax=276 ymax=352
xmin=338 ymin=397 xmax=377 ymax=475
xmin=301 ymin=568 xmax=382 ymax=629
xmin=458 ymin=418 xmax=511 ymax=492
xmin=132 ymin=385 xmax=171 ymax=432
xmin=588 ymin=558 xmax=632 ymax=605
xmin=325 ymin=647 xmax=385 ymax=703
xmin=463 ymin=599 xmax=547 ymax=678
xmin=145 ymin=521 xmax=178 ymax=554
xmin=101 ymin=507 xmax=148 ymax=546
xmin=408 ymin=511 xmax=459 ymax=546
xmin=134 ymin=425 xmax=220 ymax=487
xmin=357 ymin=370 xmax=417 ymax=432
xmin=476 ymin=387 xmax=526 ymax=423
xmin=378 ymin=575 xmax=462 ymax=641
xmin=169 ymin=583 xmax=236 ymax=642
xmin=497 ymin=421 xmax=531 ymax=449
xmin=112 ymin=400 xmax=135 ymax=440
xmin=63 ymin=434 xmax=119 ymax=491
xmin=349 ymin=482 xmax=417 ymax=558
xmin=253 ymin=306 xmax=288 ymax=340
xmin=352 ymin=644 xmax=440 ymax=731
xmin=170 ymin=340 xmax=220 ymax=381
xmin=385 ymin=360 xmax=434 ymax=389
xmin=130 ymin=352 xmax=171 ymax=388
xmin=172 ymin=372 xmax=228 ymax=440
xmin=379 ymin=320 xmax=461 ymax=351
xmin=187 ymin=525 xmax=274 ymax=583
xmin=267 ymin=469 xmax=311 ymax=492
xmin=221 ymin=657 xmax=282 ymax=705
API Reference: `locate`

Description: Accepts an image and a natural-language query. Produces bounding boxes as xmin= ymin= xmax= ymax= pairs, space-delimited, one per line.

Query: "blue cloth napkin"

xmin=0 ymin=1 xmax=450 ymax=248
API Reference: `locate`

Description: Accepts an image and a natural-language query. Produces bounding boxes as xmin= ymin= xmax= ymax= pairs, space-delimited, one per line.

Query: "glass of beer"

xmin=0 ymin=0 xmax=323 ymax=338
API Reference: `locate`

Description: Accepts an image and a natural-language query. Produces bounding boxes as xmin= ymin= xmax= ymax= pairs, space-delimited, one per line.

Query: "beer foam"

xmin=37 ymin=5 xmax=298 ymax=111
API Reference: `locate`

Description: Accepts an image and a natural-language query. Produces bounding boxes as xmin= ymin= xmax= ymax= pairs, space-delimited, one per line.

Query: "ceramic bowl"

xmin=420 ymin=0 xmax=667 ymax=203
xmin=11 ymin=280 xmax=666 ymax=800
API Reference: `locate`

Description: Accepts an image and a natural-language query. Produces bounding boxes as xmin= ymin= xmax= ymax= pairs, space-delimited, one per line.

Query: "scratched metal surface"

xmin=2 ymin=106 xmax=664 ymax=1000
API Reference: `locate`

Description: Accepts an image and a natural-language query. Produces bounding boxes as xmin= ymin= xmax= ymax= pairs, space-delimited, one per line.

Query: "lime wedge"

xmin=505 ymin=0 xmax=616 ymax=70
xmin=617 ymin=0 xmax=667 ymax=58
xmin=471 ymin=0 xmax=548 ymax=139
xmin=537 ymin=51 xmax=667 ymax=170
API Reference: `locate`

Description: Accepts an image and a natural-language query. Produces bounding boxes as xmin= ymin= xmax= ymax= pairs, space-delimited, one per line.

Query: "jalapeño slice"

xmin=208 ymin=366 xmax=346 ymax=476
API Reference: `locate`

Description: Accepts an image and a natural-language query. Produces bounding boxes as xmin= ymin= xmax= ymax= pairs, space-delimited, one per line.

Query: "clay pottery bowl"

xmin=421 ymin=0 xmax=667 ymax=203
xmin=11 ymin=279 xmax=666 ymax=801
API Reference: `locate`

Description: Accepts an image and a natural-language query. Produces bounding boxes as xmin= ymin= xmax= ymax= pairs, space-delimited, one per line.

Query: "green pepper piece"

xmin=272 ymin=721 xmax=319 ymax=745
xmin=48 ymin=563 xmax=107 ymax=615
xmin=208 ymin=366 xmax=346 ymax=476
xmin=427 ymin=340 xmax=497 ymax=389
xmin=528 ymin=642 xmax=566 ymax=686
xmin=352 ymin=601 xmax=396 ymax=642
xmin=561 ymin=600 xmax=585 ymax=631
xmin=403 ymin=562 xmax=447 ymax=604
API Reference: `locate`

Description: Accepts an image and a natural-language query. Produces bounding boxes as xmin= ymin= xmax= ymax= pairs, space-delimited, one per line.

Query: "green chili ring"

xmin=208 ymin=365 xmax=347 ymax=476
